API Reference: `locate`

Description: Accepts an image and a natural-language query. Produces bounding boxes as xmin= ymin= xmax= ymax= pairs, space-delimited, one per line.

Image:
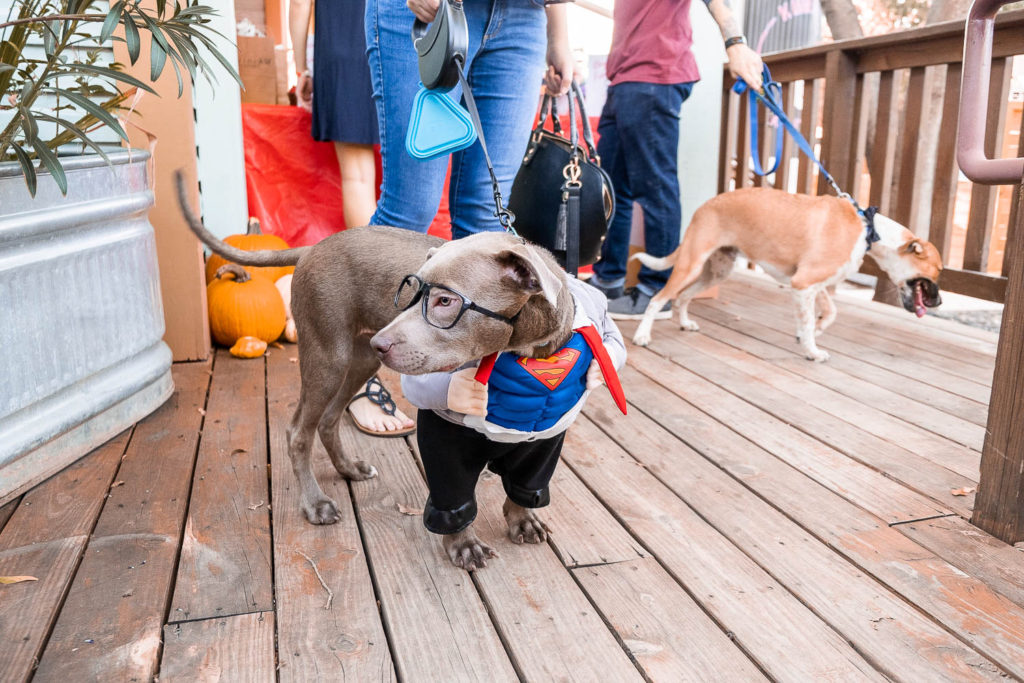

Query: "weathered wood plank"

xmin=341 ymin=419 xmax=518 ymax=681
xmin=869 ymin=70 xmax=898 ymax=213
xmin=621 ymin=351 xmax=949 ymax=524
xmin=170 ymin=350 xmax=273 ymax=622
xmin=691 ymin=313 xmax=984 ymax=451
xmin=160 ymin=612 xmax=275 ymax=681
xmin=543 ymin=463 xmax=647 ymax=568
xmin=0 ymin=498 xmax=19 ymax=534
xmin=901 ymin=515 xmax=1024 ymax=608
xmin=726 ymin=278 xmax=997 ymax=383
xmin=690 ymin=296 xmax=990 ymax=426
xmin=929 ymin=63 xmax=963 ymax=259
xmin=561 ymin=424 xmax=884 ymax=681
xmin=776 ymin=81 xmax=796 ymax=192
xmin=0 ymin=430 xmax=130 ymax=681
xmin=33 ymin=361 xmax=212 ymax=682
xmin=847 ymin=72 xmax=869 ymax=201
xmin=720 ymin=88 xmax=737 ymax=193
xmin=737 ymin=85 xmax=752 ymax=189
xmin=573 ymin=558 xmax=767 ymax=682
xmin=469 ymin=471 xmax=644 ymax=682
xmin=265 ymin=351 xmax=395 ymax=682
xmin=893 ymin=66 xmax=927 ymax=228
xmin=708 ymin=280 xmax=992 ymax=403
xmin=633 ymin=321 xmax=982 ymax=484
xmin=570 ymin=414 xmax=1009 ymax=680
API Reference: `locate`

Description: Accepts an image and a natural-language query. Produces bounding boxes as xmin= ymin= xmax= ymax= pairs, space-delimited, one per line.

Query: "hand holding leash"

xmin=726 ymin=41 xmax=764 ymax=93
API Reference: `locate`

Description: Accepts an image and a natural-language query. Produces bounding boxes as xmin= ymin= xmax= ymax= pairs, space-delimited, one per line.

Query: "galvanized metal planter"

xmin=0 ymin=151 xmax=173 ymax=502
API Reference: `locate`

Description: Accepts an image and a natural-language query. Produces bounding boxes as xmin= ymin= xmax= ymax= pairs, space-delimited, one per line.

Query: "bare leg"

xmin=335 ymin=142 xmax=377 ymax=228
xmin=793 ymin=286 xmax=829 ymax=362
xmin=503 ymin=498 xmax=550 ymax=544
xmin=815 ymin=288 xmax=837 ymax=334
xmin=443 ymin=526 xmax=498 ymax=571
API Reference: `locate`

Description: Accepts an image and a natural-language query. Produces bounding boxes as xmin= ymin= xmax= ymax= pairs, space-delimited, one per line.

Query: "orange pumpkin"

xmin=207 ymin=264 xmax=287 ymax=346
xmin=205 ymin=217 xmax=295 ymax=283
xmin=230 ymin=336 xmax=268 ymax=359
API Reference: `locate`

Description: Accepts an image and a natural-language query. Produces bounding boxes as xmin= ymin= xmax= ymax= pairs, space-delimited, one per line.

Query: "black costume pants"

xmin=416 ymin=409 xmax=566 ymax=535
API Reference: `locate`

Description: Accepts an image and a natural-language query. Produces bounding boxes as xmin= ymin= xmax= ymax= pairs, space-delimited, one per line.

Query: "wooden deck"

xmin=3 ymin=272 xmax=1023 ymax=682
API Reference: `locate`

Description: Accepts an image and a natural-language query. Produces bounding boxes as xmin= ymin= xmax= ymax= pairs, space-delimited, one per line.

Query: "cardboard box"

xmin=237 ymin=36 xmax=277 ymax=104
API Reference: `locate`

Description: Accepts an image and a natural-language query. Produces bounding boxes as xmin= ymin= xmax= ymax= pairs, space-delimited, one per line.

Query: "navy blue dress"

xmin=311 ymin=0 xmax=379 ymax=145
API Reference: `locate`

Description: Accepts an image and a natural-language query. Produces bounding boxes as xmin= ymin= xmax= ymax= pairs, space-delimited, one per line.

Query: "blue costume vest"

xmin=484 ymin=331 xmax=593 ymax=432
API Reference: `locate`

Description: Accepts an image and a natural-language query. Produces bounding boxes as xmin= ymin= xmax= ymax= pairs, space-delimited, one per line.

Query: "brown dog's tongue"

xmin=914 ymin=285 xmax=926 ymax=318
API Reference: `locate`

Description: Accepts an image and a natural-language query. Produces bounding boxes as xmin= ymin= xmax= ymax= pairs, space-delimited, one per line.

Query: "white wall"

xmin=192 ymin=3 xmax=248 ymax=240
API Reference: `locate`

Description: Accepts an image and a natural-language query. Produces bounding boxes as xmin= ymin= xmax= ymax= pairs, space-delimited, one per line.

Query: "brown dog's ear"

xmin=906 ymin=240 xmax=924 ymax=255
xmin=426 ymin=246 xmax=440 ymax=259
xmin=496 ymin=245 xmax=563 ymax=307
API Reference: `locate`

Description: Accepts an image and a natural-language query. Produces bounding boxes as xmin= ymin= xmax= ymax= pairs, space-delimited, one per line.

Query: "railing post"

xmin=973 ymin=174 xmax=1024 ymax=544
xmin=818 ymin=50 xmax=857 ymax=196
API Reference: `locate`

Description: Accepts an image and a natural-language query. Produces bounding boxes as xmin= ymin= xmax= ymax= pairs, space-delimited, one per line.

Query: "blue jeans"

xmin=366 ymin=0 xmax=546 ymax=238
xmin=592 ymin=81 xmax=695 ymax=296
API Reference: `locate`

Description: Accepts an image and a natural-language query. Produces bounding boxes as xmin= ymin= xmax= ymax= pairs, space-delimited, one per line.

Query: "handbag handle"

xmin=528 ymin=82 xmax=598 ymax=161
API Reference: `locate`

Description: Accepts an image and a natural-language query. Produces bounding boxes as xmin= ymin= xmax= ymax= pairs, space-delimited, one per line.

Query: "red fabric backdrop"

xmin=241 ymin=103 xmax=598 ymax=248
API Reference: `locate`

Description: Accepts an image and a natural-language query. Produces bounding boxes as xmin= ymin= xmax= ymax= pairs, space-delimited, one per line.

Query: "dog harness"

xmin=470 ymin=324 xmax=627 ymax=438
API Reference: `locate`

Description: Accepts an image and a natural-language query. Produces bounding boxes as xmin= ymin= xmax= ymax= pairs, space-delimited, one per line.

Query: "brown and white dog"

xmin=630 ymin=187 xmax=943 ymax=361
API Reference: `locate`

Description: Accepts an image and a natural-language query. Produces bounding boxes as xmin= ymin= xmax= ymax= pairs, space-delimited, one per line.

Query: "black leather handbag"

xmin=509 ymin=81 xmax=614 ymax=275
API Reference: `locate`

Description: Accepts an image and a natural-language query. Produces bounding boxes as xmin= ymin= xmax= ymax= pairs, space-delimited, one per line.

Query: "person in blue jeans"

xmin=588 ymin=0 xmax=763 ymax=318
xmin=366 ymin=0 xmax=573 ymax=238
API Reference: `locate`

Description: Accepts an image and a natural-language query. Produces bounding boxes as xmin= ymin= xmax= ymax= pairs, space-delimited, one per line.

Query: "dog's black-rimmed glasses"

xmin=393 ymin=274 xmax=520 ymax=330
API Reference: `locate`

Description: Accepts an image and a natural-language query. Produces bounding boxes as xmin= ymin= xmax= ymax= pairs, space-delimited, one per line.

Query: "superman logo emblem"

xmin=517 ymin=347 xmax=582 ymax=390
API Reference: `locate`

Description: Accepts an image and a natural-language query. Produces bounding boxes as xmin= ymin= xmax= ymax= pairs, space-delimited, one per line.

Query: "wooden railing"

xmin=718 ymin=10 xmax=1024 ymax=302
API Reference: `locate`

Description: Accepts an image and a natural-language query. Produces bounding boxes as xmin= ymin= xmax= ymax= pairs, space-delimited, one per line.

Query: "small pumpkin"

xmin=207 ymin=264 xmax=287 ymax=346
xmin=230 ymin=336 xmax=268 ymax=359
xmin=205 ymin=217 xmax=295 ymax=284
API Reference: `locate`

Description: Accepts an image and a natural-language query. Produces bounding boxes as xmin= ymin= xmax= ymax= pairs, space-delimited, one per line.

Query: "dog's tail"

xmin=630 ymin=245 xmax=679 ymax=272
xmin=175 ymin=170 xmax=309 ymax=268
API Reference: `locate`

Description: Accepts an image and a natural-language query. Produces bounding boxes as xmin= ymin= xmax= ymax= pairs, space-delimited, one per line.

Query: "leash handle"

xmin=456 ymin=59 xmax=517 ymax=234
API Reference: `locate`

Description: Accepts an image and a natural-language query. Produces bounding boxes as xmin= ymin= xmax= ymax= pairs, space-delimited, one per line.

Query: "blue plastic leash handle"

xmin=732 ymin=65 xmax=842 ymax=195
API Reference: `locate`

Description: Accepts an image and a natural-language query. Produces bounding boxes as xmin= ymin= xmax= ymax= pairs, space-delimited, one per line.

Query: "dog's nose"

xmin=370 ymin=335 xmax=393 ymax=358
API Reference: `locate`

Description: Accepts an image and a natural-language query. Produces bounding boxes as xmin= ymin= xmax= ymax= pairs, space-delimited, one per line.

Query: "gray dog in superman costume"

xmin=402 ymin=276 xmax=627 ymax=571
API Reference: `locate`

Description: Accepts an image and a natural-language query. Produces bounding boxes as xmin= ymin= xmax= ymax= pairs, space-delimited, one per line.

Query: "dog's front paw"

xmin=507 ymin=511 xmax=551 ymax=545
xmin=303 ymin=497 xmax=341 ymax=525
xmin=444 ymin=533 xmax=498 ymax=571
xmin=680 ymin=319 xmax=700 ymax=332
xmin=335 ymin=460 xmax=378 ymax=481
xmin=805 ymin=349 xmax=830 ymax=362
xmin=632 ymin=330 xmax=652 ymax=347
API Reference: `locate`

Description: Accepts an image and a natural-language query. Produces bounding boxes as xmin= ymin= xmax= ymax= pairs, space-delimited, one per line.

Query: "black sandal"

xmin=347 ymin=376 xmax=416 ymax=437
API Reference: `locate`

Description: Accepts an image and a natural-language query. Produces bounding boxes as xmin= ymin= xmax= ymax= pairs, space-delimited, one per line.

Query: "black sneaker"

xmin=584 ymin=276 xmax=624 ymax=300
xmin=607 ymin=288 xmax=671 ymax=320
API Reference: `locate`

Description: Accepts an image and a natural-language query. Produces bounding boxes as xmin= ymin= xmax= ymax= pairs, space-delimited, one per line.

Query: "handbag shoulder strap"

xmin=571 ymin=81 xmax=599 ymax=162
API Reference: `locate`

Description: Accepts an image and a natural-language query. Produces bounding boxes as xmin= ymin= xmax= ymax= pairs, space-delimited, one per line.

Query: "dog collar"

xmin=860 ymin=206 xmax=881 ymax=250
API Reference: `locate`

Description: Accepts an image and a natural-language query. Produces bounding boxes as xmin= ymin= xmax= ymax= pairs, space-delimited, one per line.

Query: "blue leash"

xmin=733 ymin=66 xmax=880 ymax=247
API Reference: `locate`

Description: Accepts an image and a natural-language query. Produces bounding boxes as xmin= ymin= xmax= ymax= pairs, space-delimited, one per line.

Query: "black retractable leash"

xmin=407 ymin=0 xmax=516 ymax=233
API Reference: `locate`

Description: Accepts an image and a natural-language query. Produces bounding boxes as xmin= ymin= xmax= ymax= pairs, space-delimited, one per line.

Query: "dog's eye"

xmin=436 ymin=296 xmax=454 ymax=307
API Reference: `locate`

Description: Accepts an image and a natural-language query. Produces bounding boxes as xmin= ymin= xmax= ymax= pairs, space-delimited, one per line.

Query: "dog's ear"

xmin=905 ymin=240 xmax=924 ymax=255
xmin=496 ymin=245 xmax=563 ymax=307
xmin=426 ymin=246 xmax=440 ymax=259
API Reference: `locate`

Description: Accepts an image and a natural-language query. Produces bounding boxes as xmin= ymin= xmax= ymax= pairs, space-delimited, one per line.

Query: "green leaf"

xmin=47 ymin=62 xmax=157 ymax=95
xmin=156 ymin=0 xmax=167 ymax=18
xmin=18 ymin=104 xmax=39 ymax=141
xmin=101 ymin=1 xmax=126 ymax=42
xmin=166 ymin=49 xmax=184 ymax=96
xmin=150 ymin=36 xmax=166 ymax=80
xmin=123 ymin=11 xmax=140 ymax=63
xmin=31 ymin=136 xmax=67 ymax=195
xmin=35 ymin=112 xmax=112 ymax=164
xmin=11 ymin=144 xmax=38 ymax=197
xmin=49 ymin=87 xmax=129 ymax=142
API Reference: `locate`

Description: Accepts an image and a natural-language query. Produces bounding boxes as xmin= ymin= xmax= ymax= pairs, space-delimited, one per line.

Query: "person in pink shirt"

xmin=589 ymin=0 xmax=763 ymax=318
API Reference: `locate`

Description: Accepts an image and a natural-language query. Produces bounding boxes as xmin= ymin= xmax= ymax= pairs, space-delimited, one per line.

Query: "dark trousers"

xmin=416 ymin=409 xmax=565 ymax=535
xmin=592 ymin=81 xmax=695 ymax=296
